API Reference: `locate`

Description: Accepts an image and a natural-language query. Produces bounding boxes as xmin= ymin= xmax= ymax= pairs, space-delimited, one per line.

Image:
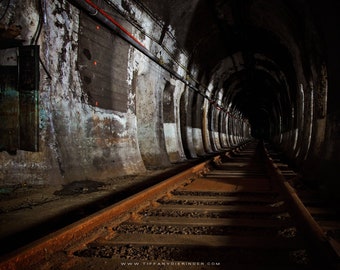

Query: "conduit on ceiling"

xmin=68 ymin=0 xmax=247 ymax=122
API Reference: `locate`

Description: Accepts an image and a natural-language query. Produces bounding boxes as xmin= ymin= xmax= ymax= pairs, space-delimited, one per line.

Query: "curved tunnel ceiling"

xmin=141 ymin=0 xmax=320 ymax=139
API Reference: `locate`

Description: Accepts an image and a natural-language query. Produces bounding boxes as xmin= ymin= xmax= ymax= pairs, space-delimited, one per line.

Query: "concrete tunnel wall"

xmin=0 ymin=0 xmax=250 ymax=185
xmin=0 ymin=0 xmax=339 ymax=204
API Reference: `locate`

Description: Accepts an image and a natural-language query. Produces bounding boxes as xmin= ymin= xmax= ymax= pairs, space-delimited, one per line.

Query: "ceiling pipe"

xmin=68 ymin=0 xmax=188 ymax=79
xmin=67 ymin=0 xmax=246 ymax=121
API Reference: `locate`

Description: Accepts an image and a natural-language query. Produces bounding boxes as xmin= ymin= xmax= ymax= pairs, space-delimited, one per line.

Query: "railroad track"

xmin=1 ymin=141 xmax=340 ymax=269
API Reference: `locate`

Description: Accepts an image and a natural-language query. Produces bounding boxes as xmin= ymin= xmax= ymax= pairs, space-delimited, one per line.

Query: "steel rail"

xmin=0 ymin=158 xmax=214 ymax=270
xmin=4 ymin=140 xmax=337 ymax=269
xmin=261 ymin=141 xmax=339 ymax=269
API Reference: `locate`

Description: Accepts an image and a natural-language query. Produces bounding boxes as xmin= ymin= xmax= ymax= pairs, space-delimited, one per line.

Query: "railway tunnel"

xmin=0 ymin=0 xmax=340 ymax=261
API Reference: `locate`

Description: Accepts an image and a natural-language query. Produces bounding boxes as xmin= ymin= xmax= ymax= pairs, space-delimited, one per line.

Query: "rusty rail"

xmin=0 ymin=158 xmax=215 ymax=270
xmin=261 ymin=141 xmax=340 ymax=269
xmin=3 ymin=140 xmax=337 ymax=269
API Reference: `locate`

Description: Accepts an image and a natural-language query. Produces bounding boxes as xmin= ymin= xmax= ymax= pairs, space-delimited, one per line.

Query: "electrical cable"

xmin=103 ymin=0 xmax=243 ymax=120
xmin=39 ymin=56 xmax=52 ymax=80
xmin=69 ymin=0 xmax=247 ymax=122
xmin=0 ymin=0 xmax=10 ymax=21
xmin=31 ymin=0 xmax=43 ymax=45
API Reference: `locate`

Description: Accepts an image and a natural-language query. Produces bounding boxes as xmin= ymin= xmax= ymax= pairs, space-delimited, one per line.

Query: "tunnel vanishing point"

xmin=0 ymin=0 xmax=339 ymax=205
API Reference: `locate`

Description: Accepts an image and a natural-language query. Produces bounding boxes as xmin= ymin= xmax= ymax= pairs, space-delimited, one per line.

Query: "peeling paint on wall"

xmin=0 ymin=0 xmax=147 ymax=186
